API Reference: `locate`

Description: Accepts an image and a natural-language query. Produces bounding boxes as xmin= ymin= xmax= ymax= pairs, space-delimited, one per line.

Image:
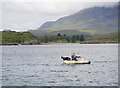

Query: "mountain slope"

xmin=38 ymin=21 xmax=55 ymax=30
xmin=30 ymin=5 xmax=118 ymax=37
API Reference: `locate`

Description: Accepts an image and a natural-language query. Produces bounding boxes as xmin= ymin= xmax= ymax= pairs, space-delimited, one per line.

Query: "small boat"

xmin=61 ymin=56 xmax=91 ymax=64
xmin=63 ymin=60 xmax=91 ymax=64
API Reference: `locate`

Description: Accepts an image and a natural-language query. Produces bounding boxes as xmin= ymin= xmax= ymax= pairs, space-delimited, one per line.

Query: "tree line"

xmin=43 ymin=33 xmax=85 ymax=43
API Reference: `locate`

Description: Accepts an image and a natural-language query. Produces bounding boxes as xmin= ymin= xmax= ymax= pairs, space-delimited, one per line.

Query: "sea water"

xmin=1 ymin=44 xmax=118 ymax=86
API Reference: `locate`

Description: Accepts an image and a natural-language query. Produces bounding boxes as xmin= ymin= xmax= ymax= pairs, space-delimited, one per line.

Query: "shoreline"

xmin=0 ymin=41 xmax=119 ymax=46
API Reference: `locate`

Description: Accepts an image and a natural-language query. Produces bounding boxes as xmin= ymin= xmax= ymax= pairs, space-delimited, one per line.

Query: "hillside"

xmin=30 ymin=5 xmax=118 ymax=37
xmin=1 ymin=30 xmax=38 ymax=43
xmin=87 ymin=32 xmax=118 ymax=41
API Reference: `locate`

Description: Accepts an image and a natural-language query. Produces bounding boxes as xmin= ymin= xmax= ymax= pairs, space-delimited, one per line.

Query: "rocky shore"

xmin=0 ymin=40 xmax=41 ymax=46
xmin=0 ymin=41 xmax=119 ymax=46
xmin=80 ymin=41 xmax=118 ymax=44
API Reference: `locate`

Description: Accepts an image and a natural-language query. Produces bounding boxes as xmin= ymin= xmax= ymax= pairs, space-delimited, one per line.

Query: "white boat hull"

xmin=63 ymin=60 xmax=91 ymax=64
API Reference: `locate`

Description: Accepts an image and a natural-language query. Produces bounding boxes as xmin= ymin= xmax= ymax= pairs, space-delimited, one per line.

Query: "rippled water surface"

xmin=2 ymin=44 xmax=118 ymax=86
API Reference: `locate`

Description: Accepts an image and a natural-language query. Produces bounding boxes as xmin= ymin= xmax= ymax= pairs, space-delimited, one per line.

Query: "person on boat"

xmin=71 ymin=53 xmax=78 ymax=61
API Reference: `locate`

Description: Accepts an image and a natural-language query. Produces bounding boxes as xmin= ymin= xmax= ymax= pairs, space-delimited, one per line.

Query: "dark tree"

xmin=80 ymin=34 xmax=85 ymax=41
xmin=76 ymin=34 xmax=80 ymax=40
xmin=66 ymin=38 xmax=70 ymax=42
xmin=44 ymin=35 xmax=48 ymax=43
xmin=63 ymin=34 xmax=66 ymax=36
xmin=57 ymin=33 xmax=62 ymax=36
xmin=71 ymin=35 xmax=76 ymax=43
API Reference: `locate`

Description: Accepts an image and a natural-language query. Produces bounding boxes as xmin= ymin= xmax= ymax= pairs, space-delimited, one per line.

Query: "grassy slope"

xmin=31 ymin=30 xmax=93 ymax=38
xmin=44 ymin=20 xmax=117 ymax=33
xmin=79 ymin=30 xmax=105 ymax=35
xmin=86 ymin=32 xmax=118 ymax=41
xmin=1 ymin=31 xmax=38 ymax=43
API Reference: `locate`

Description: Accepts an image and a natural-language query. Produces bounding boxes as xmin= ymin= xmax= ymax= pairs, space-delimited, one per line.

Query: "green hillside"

xmin=31 ymin=30 xmax=92 ymax=37
xmin=86 ymin=32 xmax=118 ymax=41
xmin=1 ymin=30 xmax=38 ymax=43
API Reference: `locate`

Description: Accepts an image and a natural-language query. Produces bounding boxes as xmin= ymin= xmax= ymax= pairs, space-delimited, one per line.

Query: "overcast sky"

xmin=1 ymin=0 xmax=119 ymax=31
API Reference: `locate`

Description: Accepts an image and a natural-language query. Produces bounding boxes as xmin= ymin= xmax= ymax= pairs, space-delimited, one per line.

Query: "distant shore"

xmin=0 ymin=41 xmax=119 ymax=46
